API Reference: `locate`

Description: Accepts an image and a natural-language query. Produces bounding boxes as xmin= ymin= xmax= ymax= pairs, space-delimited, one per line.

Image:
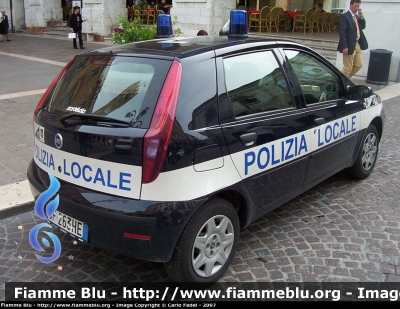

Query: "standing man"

xmin=337 ymin=0 xmax=368 ymax=78
xmin=159 ymin=0 xmax=171 ymax=14
xmin=69 ymin=6 xmax=86 ymax=49
xmin=0 ymin=10 xmax=10 ymax=42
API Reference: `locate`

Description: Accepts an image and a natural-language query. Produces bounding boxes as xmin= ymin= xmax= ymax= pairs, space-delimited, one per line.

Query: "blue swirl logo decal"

xmin=29 ymin=173 xmax=62 ymax=263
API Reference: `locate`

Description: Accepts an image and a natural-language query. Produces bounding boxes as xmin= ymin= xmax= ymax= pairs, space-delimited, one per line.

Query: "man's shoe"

xmin=7 ymin=40 xmax=10 ymax=41
xmin=80 ymin=47 xmax=85 ymax=49
xmin=74 ymin=47 xmax=78 ymax=49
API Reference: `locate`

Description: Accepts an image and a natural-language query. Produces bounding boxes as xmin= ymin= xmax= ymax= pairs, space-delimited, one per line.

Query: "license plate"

xmin=48 ymin=210 xmax=89 ymax=241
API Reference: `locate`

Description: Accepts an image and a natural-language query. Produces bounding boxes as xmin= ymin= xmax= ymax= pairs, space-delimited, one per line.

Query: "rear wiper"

xmin=60 ymin=113 xmax=131 ymax=127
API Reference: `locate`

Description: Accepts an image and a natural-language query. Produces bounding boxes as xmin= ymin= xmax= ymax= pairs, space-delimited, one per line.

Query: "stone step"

xmin=44 ymin=29 xmax=70 ymax=35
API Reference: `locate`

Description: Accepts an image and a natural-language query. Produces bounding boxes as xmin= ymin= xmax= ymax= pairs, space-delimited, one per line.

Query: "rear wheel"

xmin=165 ymin=198 xmax=239 ymax=285
xmin=346 ymin=124 xmax=379 ymax=179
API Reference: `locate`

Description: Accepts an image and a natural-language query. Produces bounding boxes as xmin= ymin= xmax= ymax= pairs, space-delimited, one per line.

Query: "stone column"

xmin=323 ymin=0 xmax=332 ymax=12
xmin=24 ymin=0 xmax=63 ymax=34
xmin=171 ymin=0 xmax=236 ymax=37
xmin=82 ymin=0 xmax=127 ymax=39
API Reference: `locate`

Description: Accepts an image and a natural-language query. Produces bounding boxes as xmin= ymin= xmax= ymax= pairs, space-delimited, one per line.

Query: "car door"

xmin=282 ymin=48 xmax=361 ymax=185
xmin=217 ymin=48 xmax=310 ymax=210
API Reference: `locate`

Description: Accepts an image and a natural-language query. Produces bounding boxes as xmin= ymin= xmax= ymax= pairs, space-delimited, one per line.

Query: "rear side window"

xmin=223 ymin=51 xmax=293 ymax=118
xmin=45 ymin=55 xmax=172 ymax=128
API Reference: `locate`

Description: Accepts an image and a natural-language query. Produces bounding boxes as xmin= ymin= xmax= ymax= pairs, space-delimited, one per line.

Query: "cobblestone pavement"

xmin=1 ymin=96 xmax=400 ymax=300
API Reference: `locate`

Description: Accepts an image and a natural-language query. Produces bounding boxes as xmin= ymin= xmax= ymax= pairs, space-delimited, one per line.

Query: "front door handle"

xmin=315 ymin=117 xmax=325 ymax=125
xmin=240 ymin=132 xmax=257 ymax=146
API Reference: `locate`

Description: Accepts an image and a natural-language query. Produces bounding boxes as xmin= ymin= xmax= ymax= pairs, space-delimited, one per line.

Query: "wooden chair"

xmin=319 ymin=12 xmax=330 ymax=32
xmin=147 ymin=8 xmax=155 ymax=24
xmin=325 ymin=12 xmax=335 ymax=32
xmin=277 ymin=7 xmax=289 ymax=31
xmin=267 ymin=6 xmax=280 ymax=32
xmin=259 ymin=6 xmax=270 ymax=32
xmin=132 ymin=9 xmax=141 ymax=20
xmin=154 ymin=4 xmax=159 ymax=20
xmin=333 ymin=14 xmax=342 ymax=32
xmin=309 ymin=9 xmax=321 ymax=32
xmin=292 ymin=7 xmax=313 ymax=32
xmin=248 ymin=6 xmax=269 ymax=32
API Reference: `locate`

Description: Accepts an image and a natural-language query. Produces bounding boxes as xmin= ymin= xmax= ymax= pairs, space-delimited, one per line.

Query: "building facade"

xmin=0 ymin=0 xmax=399 ymax=82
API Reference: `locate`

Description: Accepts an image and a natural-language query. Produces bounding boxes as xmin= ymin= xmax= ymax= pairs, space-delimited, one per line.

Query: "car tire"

xmin=346 ymin=124 xmax=379 ymax=179
xmin=165 ymin=198 xmax=239 ymax=285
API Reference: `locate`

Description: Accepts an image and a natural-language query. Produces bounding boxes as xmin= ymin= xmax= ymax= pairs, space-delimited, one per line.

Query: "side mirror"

xmin=346 ymin=85 xmax=373 ymax=100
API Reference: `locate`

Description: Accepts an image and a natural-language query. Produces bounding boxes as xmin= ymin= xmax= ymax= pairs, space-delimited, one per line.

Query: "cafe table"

xmin=286 ymin=11 xmax=301 ymax=19
xmin=248 ymin=9 xmax=260 ymax=15
xmin=247 ymin=10 xmax=260 ymax=29
xmin=285 ymin=11 xmax=301 ymax=31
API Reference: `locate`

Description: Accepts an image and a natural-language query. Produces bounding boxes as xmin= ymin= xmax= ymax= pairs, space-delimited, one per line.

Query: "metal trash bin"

xmin=366 ymin=49 xmax=392 ymax=85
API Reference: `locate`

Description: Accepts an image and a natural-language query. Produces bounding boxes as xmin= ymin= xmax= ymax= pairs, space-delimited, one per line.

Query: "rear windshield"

xmin=45 ymin=55 xmax=172 ymax=129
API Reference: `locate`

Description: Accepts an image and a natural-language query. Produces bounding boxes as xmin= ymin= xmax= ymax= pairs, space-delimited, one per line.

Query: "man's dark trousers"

xmin=73 ymin=28 xmax=83 ymax=48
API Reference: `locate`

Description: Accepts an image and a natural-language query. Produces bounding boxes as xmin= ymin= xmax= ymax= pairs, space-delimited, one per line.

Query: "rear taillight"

xmin=142 ymin=60 xmax=182 ymax=184
xmin=34 ymin=58 xmax=75 ymax=113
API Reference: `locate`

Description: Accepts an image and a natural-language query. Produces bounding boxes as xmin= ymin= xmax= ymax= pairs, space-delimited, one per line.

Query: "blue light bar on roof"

xmin=157 ymin=14 xmax=173 ymax=38
xmin=229 ymin=9 xmax=248 ymax=38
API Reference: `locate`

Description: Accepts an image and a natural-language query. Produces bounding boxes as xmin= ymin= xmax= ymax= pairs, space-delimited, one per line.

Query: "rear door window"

xmin=46 ymin=55 xmax=172 ymax=128
xmin=223 ymin=50 xmax=293 ymax=118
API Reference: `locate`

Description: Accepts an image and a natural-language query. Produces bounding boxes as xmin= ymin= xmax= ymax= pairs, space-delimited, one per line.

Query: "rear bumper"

xmin=27 ymin=160 xmax=205 ymax=262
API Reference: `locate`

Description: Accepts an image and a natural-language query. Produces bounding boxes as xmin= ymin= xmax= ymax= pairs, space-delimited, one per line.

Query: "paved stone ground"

xmin=1 ymin=97 xmax=399 ymax=300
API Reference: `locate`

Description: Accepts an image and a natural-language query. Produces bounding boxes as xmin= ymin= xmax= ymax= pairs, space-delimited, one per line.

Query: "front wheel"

xmin=165 ymin=198 xmax=239 ymax=285
xmin=346 ymin=124 xmax=379 ymax=179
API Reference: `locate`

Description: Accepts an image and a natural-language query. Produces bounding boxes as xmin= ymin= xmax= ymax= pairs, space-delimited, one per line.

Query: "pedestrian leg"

xmin=342 ymin=52 xmax=355 ymax=79
xmin=78 ymin=28 xmax=84 ymax=49
xmin=73 ymin=35 xmax=78 ymax=49
xmin=349 ymin=43 xmax=363 ymax=78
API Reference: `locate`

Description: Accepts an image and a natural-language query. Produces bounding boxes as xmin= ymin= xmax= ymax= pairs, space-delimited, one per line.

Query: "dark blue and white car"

xmin=27 ymin=12 xmax=385 ymax=284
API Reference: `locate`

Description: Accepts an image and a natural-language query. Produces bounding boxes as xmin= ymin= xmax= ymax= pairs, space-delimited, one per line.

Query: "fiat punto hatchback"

xmin=27 ymin=13 xmax=385 ymax=284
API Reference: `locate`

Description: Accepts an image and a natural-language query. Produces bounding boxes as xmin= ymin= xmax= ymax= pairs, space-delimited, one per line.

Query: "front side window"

xmin=284 ymin=50 xmax=345 ymax=105
xmin=223 ymin=51 xmax=293 ymax=118
xmin=45 ymin=55 xmax=172 ymax=128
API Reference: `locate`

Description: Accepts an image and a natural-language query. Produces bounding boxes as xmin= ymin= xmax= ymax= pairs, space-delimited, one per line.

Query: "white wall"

xmin=23 ymin=0 xmax=62 ymax=28
xmin=82 ymin=0 xmax=127 ymax=36
xmin=14 ymin=0 xmax=26 ymax=31
xmin=172 ymin=0 xmax=236 ymax=36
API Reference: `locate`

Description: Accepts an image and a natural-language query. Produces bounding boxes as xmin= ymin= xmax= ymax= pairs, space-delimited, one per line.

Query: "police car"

xmin=27 ymin=11 xmax=385 ymax=284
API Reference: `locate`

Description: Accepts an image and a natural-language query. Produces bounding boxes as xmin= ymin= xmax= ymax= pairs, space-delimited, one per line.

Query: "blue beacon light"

xmin=229 ymin=9 xmax=248 ymax=38
xmin=156 ymin=14 xmax=173 ymax=38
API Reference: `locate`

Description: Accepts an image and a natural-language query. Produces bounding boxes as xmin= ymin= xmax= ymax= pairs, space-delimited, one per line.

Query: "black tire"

xmin=346 ymin=124 xmax=379 ymax=179
xmin=165 ymin=198 xmax=239 ymax=285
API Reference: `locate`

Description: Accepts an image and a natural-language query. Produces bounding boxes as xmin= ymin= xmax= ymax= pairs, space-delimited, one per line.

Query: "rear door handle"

xmin=240 ymin=132 xmax=257 ymax=146
xmin=315 ymin=117 xmax=325 ymax=125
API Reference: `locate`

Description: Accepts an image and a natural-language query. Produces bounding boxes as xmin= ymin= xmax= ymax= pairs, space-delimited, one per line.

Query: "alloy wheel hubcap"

xmin=361 ymin=132 xmax=377 ymax=171
xmin=192 ymin=215 xmax=235 ymax=277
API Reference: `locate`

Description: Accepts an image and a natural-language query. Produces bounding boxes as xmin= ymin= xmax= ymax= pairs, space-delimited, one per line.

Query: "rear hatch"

xmin=33 ymin=54 xmax=173 ymax=199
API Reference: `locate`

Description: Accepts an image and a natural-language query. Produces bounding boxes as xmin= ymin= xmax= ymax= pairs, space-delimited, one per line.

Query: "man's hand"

xmin=358 ymin=8 xmax=363 ymax=18
xmin=343 ymin=48 xmax=349 ymax=55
